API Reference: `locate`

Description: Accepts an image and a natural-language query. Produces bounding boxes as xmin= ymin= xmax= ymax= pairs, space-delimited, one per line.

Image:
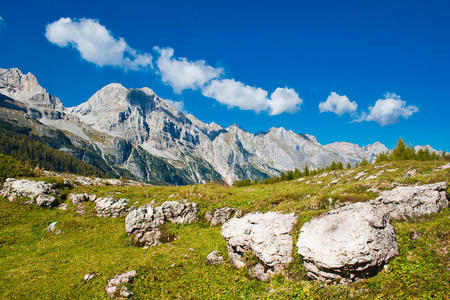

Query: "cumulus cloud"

xmin=45 ymin=17 xmax=303 ymax=115
xmin=153 ymin=47 xmax=223 ymax=93
xmin=201 ymin=79 xmax=302 ymax=115
xmin=45 ymin=17 xmax=152 ymax=70
xmin=319 ymin=92 xmax=358 ymax=116
xmin=357 ymin=93 xmax=418 ymax=126
xmin=268 ymin=87 xmax=303 ymax=115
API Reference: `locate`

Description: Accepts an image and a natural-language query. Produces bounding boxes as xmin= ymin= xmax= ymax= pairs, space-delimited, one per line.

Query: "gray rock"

xmin=409 ymin=231 xmax=422 ymax=240
xmin=125 ymin=204 xmax=165 ymax=246
xmin=160 ymin=201 xmax=198 ymax=224
xmin=57 ymin=203 xmax=68 ymax=210
xmin=105 ymin=270 xmax=137 ymax=298
xmin=69 ymin=193 xmax=88 ymax=205
xmin=353 ymin=171 xmax=367 ymax=180
xmin=297 ymin=202 xmax=398 ymax=283
xmin=47 ymin=222 xmax=58 ymax=232
xmin=221 ymin=211 xmax=297 ymax=281
xmin=370 ymin=182 xmax=448 ymax=220
xmin=95 ymin=196 xmax=130 ymax=218
xmin=206 ymin=250 xmax=224 ymax=265
xmin=125 ymin=200 xmax=199 ymax=246
xmin=1 ymin=178 xmax=58 ymax=207
xmin=206 ymin=207 xmax=242 ymax=226
xmin=83 ymin=273 xmax=95 ymax=283
xmin=437 ymin=163 xmax=450 ymax=170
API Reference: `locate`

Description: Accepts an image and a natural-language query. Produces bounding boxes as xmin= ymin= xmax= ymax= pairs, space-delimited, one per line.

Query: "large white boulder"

xmin=297 ymin=202 xmax=398 ymax=283
xmin=221 ymin=211 xmax=297 ymax=281
xmin=370 ymin=182 xmax=448 ymax=220
xmin=1 ymin=178 xmax=57 ymax=207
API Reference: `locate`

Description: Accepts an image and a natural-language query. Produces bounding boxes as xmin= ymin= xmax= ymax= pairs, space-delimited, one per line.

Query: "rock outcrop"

xmin=69 ymin=193 xmax=97 ymax=205
xmin=125 ymin=200 xmax=199 ymax=246
xmin=205 ymin=207 xmax=242 ymax=226
xmin=370 ymin=182 xmax=448 ymax=220
xmin=95 ymin=196 xmax=130 ymax=218
xmin=0 ymin=178 xmax=58 ymax=207
xmin=125 ymin=205 xmax=165 ymax=246
xmin=297 ymin=202 xmax=398 ymax=283
xmin=105 ymin=270 xmax=137 ymax=298
xmin=221 ymin=211 xmax=297 ymax=281
xmin=160 ymin=201 xmax=198 ymax=224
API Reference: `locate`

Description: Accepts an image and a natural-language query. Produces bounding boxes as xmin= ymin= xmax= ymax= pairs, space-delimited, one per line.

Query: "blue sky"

xmin=1 ymin=0 xmax=449 ymax=150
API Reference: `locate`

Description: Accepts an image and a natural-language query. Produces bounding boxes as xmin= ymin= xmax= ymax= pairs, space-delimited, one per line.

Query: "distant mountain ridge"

xmin=0 ymin=67 xmax=421 ymax=185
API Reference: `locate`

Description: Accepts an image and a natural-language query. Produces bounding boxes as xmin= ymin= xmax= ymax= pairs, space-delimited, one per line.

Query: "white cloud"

xmin=268 ymin=87 xmax=303 ymax=115
xmin=153 ymin=47 xmax=223 ymax=93
xmin=361 ymin=93 xmax=419 ymax=126
xmin=45 ymin=17 xmax=303 ymax=116
xmin=319 ymin=92 xmax=358 ymax=115
xmin=45 ymin=17 xmax=151 ymax=70
xmin=201 ymin=79 xmax=302 ymax=115
xmin=166 ymin=99 xmax=185 ymax=112
xmin=201 ymin=79 xmax=269 ymax=112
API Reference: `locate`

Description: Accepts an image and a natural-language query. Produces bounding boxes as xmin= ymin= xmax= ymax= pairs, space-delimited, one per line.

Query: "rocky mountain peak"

xmin=0 ymin=66 xmax=396 ymax=185
xmin=0 ymin=68 xmax=63 ymax=119
xmin=0 ymin=68 xmax=45 ymax=96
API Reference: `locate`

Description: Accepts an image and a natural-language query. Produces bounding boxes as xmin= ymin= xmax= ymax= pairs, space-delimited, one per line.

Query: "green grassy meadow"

xmin=0 ymin=160 xmax=449 ymax=299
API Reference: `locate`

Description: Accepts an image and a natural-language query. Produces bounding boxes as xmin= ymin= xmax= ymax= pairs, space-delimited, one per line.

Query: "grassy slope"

xmin=0 ymin=160 xmax=448 ymax=299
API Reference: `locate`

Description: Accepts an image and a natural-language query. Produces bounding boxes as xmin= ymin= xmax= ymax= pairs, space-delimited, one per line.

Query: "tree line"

xmin=0 ymin=128 xmax=105 ymax=179
xmin=233 ymin=138 xmax=448 ymax=187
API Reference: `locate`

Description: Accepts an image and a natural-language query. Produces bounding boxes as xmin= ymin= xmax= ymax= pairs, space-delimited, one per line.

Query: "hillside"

xmin=0 ymin=160 xmax=448 ymax=299
xmin=1 ymin=67 xmax=393 ymax=185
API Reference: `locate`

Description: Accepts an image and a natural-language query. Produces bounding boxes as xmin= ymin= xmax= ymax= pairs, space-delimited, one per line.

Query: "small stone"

xmin=105 ymin=270 xmax=137 ymax=298
xmin=188 ymin=248 xmax=195 ymax=252
xmin=170 ymin=263 xmax=176 ymax=268
xmin=119 ymin=286 xmax=132 ymax=298
xmin=47 ymin=222 xmax=58 ymax=232
xmin=206 ymin=250 xmax=224 ymax=265
xmin=57 ymin=203 xmax=68 ymax=210
xmin=84 ymin=273 xmax=95 ymax=283
xmin=184 ymin=254 xmax=190 ymax=258
xmin=409 ymin=231 xmax=422 ymax=241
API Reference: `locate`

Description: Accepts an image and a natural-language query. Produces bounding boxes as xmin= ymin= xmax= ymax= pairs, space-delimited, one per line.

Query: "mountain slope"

xmin=0 ymin=67 xmax=392 ymax=184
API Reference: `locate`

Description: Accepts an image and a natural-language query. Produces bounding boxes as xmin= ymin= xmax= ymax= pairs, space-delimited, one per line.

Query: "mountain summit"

xmin=0 ymin=67 xmax=390 ymax=184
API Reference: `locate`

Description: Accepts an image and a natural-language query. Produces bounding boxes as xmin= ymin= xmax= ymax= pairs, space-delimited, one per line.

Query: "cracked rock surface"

xmin=370 ymin=182 xmax=448 ymax=221
xmin=297 ymin=202 xmax=398 ymax=283
xmin=221 ymin=211 xmax=297 ymax=281
xmin=1 ymin=178 xmax=57 ymax=207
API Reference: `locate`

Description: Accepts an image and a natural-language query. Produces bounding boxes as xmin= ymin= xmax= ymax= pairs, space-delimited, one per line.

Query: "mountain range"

xmin=0 ymin=67 xmax=403 ymax=185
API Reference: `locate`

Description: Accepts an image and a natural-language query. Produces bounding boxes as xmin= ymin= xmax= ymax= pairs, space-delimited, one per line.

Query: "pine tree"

xmin=303 ymin=165 xmax=310 ymax=176
xmin=360 ymin=157 xmax=369 ymax=167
